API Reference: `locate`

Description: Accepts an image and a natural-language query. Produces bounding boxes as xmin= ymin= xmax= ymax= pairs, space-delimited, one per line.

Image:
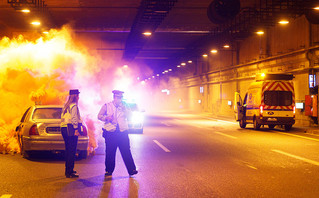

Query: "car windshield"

xmin=32 ymin=108 xmax=62 ymax=119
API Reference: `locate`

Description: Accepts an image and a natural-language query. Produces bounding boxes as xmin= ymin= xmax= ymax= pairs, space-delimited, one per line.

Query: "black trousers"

xmin=61 ymin=127 xmax=78 ymax=175
xmin=105 ymin=131 xmax=136 ymax=174
xmin=102 ymin=129 xmax=108 ymax=172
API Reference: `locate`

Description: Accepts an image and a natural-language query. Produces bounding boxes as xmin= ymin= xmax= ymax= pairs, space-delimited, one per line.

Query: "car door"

xmin=16 ymin=107 xmax=32 ymax=145
xmin=234 ymin=92 xmax=243 ymax=121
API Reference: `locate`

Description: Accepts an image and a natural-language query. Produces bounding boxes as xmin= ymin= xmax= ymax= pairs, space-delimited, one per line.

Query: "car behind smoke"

xmin=127 ymin=103 xmax=144 ymax=134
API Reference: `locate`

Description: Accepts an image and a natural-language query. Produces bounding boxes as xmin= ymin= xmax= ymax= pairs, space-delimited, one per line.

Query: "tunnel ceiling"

xmin=1 ymin=0 xmax=318 ymax=73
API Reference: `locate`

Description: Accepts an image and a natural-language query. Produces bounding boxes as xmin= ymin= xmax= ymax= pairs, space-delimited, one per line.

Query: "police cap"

xmin=112 ymin=90 xmax=124 ymax=98
xmin=69 ymin=89 xmax=80 ymax=95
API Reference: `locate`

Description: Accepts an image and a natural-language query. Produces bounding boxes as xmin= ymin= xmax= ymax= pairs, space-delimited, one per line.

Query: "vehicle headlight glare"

xmin=131 ymin=112 xmax=144 ymax=124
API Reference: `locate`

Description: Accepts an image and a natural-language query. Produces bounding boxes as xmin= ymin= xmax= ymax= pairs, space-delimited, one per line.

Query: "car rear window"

xmin=32 ymin=108 xmax=62 ymax=119
xmin=264 ymin=91 xmax=292 ymax=106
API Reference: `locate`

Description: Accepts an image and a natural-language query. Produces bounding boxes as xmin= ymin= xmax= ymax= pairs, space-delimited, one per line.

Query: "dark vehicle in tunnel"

xmin=15 ymin=105 xmax=89 ymax=159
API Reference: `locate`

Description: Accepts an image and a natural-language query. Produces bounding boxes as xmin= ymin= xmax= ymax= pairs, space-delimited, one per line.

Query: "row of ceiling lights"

xmin=137 ymin=60 xmax=194 ymax=84
xmin=139 ymin=15 xmax=311 ymax=83
xmin=17 ymin=8 xmax=49 ymax=34
xmin=201 ymin=19 xmax=292 ymax=58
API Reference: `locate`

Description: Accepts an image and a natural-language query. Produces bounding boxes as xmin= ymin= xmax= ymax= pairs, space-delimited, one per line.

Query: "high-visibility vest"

xmin=61 ymin=103 xmax=77 ymax=127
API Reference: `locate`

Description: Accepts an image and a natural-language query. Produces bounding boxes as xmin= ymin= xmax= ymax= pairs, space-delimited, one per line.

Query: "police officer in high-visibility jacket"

xmin=98 ymin=90 xmax=138 ymax=176
xmin=61 ymin=89 xmax=82 ymax=178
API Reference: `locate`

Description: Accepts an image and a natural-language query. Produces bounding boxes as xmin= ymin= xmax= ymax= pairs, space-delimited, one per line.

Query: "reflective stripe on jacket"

xmin=97 ymin=101 xmax=129 ymax=132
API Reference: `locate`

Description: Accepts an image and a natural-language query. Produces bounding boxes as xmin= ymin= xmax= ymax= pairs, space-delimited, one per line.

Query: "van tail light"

xmin=82 ymin=125 xmax=88 ymax=136
xmin=259 ymin=105 xmax=264 ymax=117
xmin=29 ymin=125 xmax=39 ymax=135
xmin=293 ymin=106 xmax=296 ymax=118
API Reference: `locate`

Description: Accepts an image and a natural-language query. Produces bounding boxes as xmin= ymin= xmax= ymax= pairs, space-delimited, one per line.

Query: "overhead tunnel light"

xmin=18 ymin=9 xmax=30 ymax=13
xmin=30 ymin=21 xmax=41 ymax=26
xmin=210 ymin=49 xmax=218 ymax=54
xmin=142 ymin=32 xmax=152 ymax=36
xmin=256 ymin=30 xmax=264 ymax=35
xmin=278 ymin=20 xmax=289 ymax=25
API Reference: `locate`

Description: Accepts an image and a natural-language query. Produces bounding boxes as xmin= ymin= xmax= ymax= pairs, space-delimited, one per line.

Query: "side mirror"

xmin=15 ymin=126 xmax=20 ymax=132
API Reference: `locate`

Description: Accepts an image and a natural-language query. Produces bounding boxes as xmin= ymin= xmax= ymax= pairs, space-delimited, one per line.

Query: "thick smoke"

xmin=0 ymin=26 xmax=146 ymax=154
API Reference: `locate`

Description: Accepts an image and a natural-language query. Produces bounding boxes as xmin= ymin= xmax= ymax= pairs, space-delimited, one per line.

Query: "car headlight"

xmin=131 ymin=111 xmax=144 ymax=124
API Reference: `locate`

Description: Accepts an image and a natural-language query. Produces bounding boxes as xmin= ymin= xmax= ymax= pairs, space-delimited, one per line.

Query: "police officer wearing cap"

xmin=61 ymin=89 xmax=82 ymax=178
xmin=98 ymin=90 xmax=138 ymax=176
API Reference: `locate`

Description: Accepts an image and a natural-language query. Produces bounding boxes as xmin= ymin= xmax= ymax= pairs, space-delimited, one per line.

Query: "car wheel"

xmin=284 ymin=125 xmax=292 ymax=131
xmin=18 ymin=135 xmax=22 ymax=152
xmin=239 ymin=117 xmax=246 ymax=128
xmin=253 ymin=117 xmax=261 ymax=130
xmin=268 ymin=124 xmax=275 ymax=129
xmin=20 ymin=138 xmax=29 ymax=159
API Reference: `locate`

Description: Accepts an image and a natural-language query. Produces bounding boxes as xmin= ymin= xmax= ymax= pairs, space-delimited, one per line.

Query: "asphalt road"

xmin=1 ymin=112 xmax=319 ymax=198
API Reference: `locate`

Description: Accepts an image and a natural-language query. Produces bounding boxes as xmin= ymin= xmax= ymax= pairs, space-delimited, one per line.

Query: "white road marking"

xmin=1 ymin=195 xmax=12 ymax=198
xmin=215 ymin=132 xmax=238 ymax=139
xmin=272 ymin=149 xmax=319 ymax=166
xmin=153 ymin=140 xmax=171 ymax=152
xmin=277 ymin=132 xmax=319 ymax=142
xmin=216 ymin=119 xmax=237 ymax=125
xmin=246 ymin=164 xmax=258 ymax=170
xmin=205 ymin=117 xmax=237 ymax=125
xmin=161 ymin=122 xmax=171 ymax=127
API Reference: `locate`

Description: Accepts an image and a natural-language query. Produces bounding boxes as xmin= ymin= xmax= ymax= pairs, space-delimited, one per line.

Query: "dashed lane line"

xmin=277 ymin=132 xmax=319 ymax=142
xmin=153 ymin=140 xmax=171 ymax=152
xmin=272 ymin=149 xmax=319 ymax=166
xmin=161 ymin=122 xmax=172 ymax=127
xmin=1 ymin=195 xmax=12 ymax=198
xmin=205 ymin=117 xmax=237 ymax=125
xmin=215 ymin=132 xmax=238 ymax=139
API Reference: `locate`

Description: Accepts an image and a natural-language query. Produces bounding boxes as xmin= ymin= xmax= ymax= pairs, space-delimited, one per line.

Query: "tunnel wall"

xmin=167 ymin=15 xmax=319 ymax=127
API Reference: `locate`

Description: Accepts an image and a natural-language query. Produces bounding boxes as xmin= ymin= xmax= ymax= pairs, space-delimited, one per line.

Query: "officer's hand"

xmin=74 ymin=130 xmax=80 ymax=136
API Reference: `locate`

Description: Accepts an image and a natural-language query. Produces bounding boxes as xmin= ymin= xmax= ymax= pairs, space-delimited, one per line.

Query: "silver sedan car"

xmin=15 ymin=105 xmax=89 ymax=159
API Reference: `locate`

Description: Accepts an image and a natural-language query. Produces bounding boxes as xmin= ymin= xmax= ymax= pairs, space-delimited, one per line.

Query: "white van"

xmin=234 ymin=73 xmax=295 ymax=131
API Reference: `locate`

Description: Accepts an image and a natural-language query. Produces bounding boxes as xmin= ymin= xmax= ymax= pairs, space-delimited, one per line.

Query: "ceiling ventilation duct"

xmin=207 ymin=0 xmax=241 ymax=24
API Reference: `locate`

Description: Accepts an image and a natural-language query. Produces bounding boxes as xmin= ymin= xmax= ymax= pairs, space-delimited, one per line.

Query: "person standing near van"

xmin=61 ymin=89 xmax=82 ymax=178
xmin=98 ymin=90 xmax=138 ymax=176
